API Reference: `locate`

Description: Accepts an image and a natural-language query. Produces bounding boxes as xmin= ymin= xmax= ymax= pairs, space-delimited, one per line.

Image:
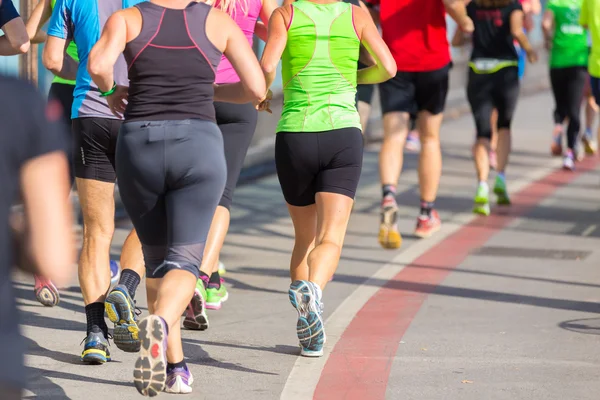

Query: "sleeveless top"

xmin=547 ymin=0 xmax=588 ymax=68
xmin=278 ymin=0 xmax=361 ymax=133
xmin=50 ymin=0 xmax=79 ymax=85
xmin=214 ymin=0 xmax=262 ymax=84
xmin=123 ymin=2 xmax=222 ymax=122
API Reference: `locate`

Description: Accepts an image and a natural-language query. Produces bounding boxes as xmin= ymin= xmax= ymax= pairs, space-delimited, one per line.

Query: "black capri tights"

xmin=116 ymin=119 xmax=226 ymax=279
xmin=550 ymin=66 xmax=588 ymax=151
xmin=467 ymin=67 xmax=520 ymax=140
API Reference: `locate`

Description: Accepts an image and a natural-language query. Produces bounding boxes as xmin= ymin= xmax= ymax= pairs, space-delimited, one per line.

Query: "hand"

xmin=527 ymin=49 xmax=538 ymax=64
xmin=106 ymin=85 xmax=129 ymax=119
xmin=460 ymin=17 xmax=474 ymax=34
xmin=256 ymin=89 xmax=273 ymax=113
xmin=544 ymin=39 xmax=552 ymax=51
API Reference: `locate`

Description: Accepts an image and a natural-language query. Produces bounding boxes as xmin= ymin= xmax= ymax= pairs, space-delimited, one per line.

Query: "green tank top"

xmin=277 ymin=0 xmax=361 ymax=133
xmin=50 ymin=0 xmax=78 ymax=85
xmin=548 ymin=0 xmax=589 ymax=68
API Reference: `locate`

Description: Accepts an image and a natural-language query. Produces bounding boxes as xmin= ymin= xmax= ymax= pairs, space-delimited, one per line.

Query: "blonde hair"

xmin=205 ymin=0 xmax=250 ymax=17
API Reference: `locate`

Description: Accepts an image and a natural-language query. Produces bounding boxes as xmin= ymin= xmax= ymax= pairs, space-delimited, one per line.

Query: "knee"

xmin=473 ymin=137 xmax=490 ymax=150
xmin=420 ymin=131 xmax=440 ymax=145
xmin=81 ymin=219 xmax=114 ymax=242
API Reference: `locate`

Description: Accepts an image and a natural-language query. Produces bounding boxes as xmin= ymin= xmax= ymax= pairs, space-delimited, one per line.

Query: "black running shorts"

xmin=379 ymin=63 xmax=451 ymax=115
xmin=72 ymin=117 xmax=121 ymax=182
xmin=275 ymin=127 xmax=363 ymax=207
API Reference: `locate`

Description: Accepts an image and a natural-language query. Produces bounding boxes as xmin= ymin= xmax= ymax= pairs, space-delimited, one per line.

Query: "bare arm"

xmin=214 ymin=11 xmax=266 ymax=103
xmin=26 ymin=0 xmax=52 ymax=44
xmin=88 ymin=12 xmax=128 ymax=93
xmin=43 ymin=35 xmax=78 ymax=80
xmin=358 ymin=1 xmax=376 ymax=66
xmin=451 ymin=27 xmax=466 ymax=47
xmin=0 ymin=18 xmax=30 ymax=55
xmin=541 ymin=9 xmax=554 ymax=49
xmin=21 ymin=151 xmax=75 ymax=285
xmin=356 ymin=6 xmax=396 ymax=84
xmin=443 ymin=0 xmax=474 ymax=33
xmin=510 ymin=9 xmax=537 ymax=63
xmin=259 ymin=7 xmax=288 ymax=92
xmin=254 ymin=0 xmax=278 ymax=42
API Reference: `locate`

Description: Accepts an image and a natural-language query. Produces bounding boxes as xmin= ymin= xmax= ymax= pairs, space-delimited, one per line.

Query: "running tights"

xmin=550 ymin=66 xmax=588 ymax=150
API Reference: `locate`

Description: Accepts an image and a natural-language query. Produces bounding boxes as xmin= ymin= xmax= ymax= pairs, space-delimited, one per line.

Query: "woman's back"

xmin=279 ymin=0 xmax=360 ymax=133
xmin=547 ymin=0 xmax=588 ymax=68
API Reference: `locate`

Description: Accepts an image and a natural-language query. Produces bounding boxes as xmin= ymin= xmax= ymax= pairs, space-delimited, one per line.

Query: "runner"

xmin=183 ymin=0 xmax=277 ymax=332
xmin=44 ymin=0 xmax=147 ymax=362
xmin=542 ymin=0 xmax=589 ymax=169
xmin=365 ymin=0 xmax=474 ymax=248
xmin=259 ymin=0 xmax=396 ymax=357
xmin=88 ymin=0 xmax=266 ymax=393
xmin=580 ymin=0 xmax=600 ymax=155
xmin=0 ymin=73 xmax=75 ymax=400
xmin=0 ymin=0 xmax=29 ymax=55
xmin=454 ymin=0 xmax=537 ymax=215
xmin=25 ymin=0 xmax=120 ymax=308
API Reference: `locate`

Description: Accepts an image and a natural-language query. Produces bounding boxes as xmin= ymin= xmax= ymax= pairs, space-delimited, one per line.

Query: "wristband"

xmin=100 ymin=82 xmax=117 ymax=97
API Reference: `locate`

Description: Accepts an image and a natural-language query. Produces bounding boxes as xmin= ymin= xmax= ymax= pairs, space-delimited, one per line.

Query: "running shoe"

xmin=493 ymin=175 xmax=511 ymax=205
xmin=414 ymin=209 xmax=442 ymax=238
xmin=110 ymin=260 xmax=120 ymax=286
xmin=551 ymin=126 xmax=563 ymax=156
xmin=80 ymin=327 xmax=111 ymax=364
xmin=288 ymin=280 xmax=325 ymax=357
xmin=34 ymin=275 xmax=60 ymax=307
xmin=134 ymin=315 xmax=168 ymax=397
xmin=405 ymin=131 xmax=421 ymax=152
xmin=218 ymin=261 xmax=226 ymax=275
xmin=165 ymin=366 xmax=194 ymax=394
xmin=378 ymin=197 xmax=402 ymax=249
xmin=582 ymin=130 xmax=597 ymax=156
xmin=183 ymin=279 xmax=209 ymax=331
xmin=473 ymin=183 xmax=491 ymax=216
xmin=489 ymin=150 xmax=498 ymax=170
xmin=105 ymin=284 xmax=141 ymax=352
xmin=205 ymin=279 xmax=229 ymax=310
xmin=563 ymin=151 xmax=575 ymax=171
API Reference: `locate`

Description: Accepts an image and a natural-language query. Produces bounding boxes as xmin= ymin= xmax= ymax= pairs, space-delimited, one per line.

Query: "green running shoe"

xmin=206 ymin=279 xmax=229 ymax=310
xmin=473 ymin=183 xmax=491 ymax=216
xmin=493 ymin=176 xmax=511 ymax=205
xmin=183 ymin=278 xmax=209 ymax=330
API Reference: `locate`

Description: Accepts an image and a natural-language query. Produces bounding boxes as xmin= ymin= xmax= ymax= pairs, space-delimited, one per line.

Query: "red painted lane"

xmin=314 ymin=158 xmax=600 ymax=400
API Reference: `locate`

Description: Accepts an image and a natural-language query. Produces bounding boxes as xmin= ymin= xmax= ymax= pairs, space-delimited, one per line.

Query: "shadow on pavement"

xmin=559 ymin=318 xmax=600 ymax=335
xmin=182 ymin=341 xmax=279 ymax=375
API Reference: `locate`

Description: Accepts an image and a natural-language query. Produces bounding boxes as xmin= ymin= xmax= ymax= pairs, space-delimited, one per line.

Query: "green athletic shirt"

xmin=548 ymin=0 xmax=588 ymax=69
xmin=50 ymin=0 xmax=78 ymax=85
xmin=277 ymin=0 xmax=361 ymax=133
xmin=581 ymin=0 xmax=600 ymax=77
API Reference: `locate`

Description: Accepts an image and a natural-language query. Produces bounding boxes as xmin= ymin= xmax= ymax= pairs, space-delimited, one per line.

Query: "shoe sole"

xmin=378 ymin=206 xmax=402 ymax=249
xmin=289 ymin=281 xmax=325 ymax=357
xmin=473 ymin=205 xmax=491 ymax=216
xmin=105 ymin=289 xmax=140 ymax=352
xmin=35 ymin=285 xmax=60 ymax=307
xmin=134 ymin=316 xmax=167 ymax=397
xmin=81 ymin=348 xmax=110 ymax=364
xmin=206 ymin=291 xmax=229 ymax=310
xmin=582 ymin=137 xmax=596 ymax=155
xmin=414 ymin=223 xmax=441 ymax=239
xmin=183 ymin=291 xmax=209 ymax=331
xmin=493 ymin=187 xmax=511 ymax=206
xmin=165 ymin=374 xmax=194 ymax=394
xmin=551 ymin=142 xmax=563 ymax=156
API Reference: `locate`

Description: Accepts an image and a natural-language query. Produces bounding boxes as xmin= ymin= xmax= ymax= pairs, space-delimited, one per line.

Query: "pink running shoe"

xmin=405 ymin=131 xmax=421 ymax=152
xmin=34 ymin=275 xmax=60 ymax=307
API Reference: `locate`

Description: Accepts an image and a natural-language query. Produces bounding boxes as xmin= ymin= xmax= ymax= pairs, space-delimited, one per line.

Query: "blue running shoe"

xmin=105 ymin=284 xmax=140 ymax=353
xmin=81 ymin=327 xmax=111 ymax=364
xmin=288 ymin=280 xmax=325 ymax=357
xmin=110 ymin=260 xmax=120 ymax=286
xmin=134 ymin=315 xmax=168 ymax=396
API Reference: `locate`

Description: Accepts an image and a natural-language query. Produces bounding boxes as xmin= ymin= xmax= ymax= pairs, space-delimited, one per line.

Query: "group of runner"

xmin=2 ymin=0 xmax=600 ymax=397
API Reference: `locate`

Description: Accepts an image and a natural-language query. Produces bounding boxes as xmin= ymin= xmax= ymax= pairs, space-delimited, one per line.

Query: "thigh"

xmin=275 ymin=132 xmax=319 ymax=207
xmin=493 ymin=67 xmax=520 ymax=128
xmin=357 ymin=83 xmax=374 ymax=105
xmin=378 ymin=71 xmax=416 ymax=114
xmin=315 ymin=192 xmax=354 ymax=247
xmin=566 ymin=67 xmax=589 ymax=113
xmin=591 ymin=76 xmax=600 ymax=106
xmin=467 ymin=70 xmax=494 ymax=138
xmin=72 ymin=118 xmax=118 ymax=182
xmin=317 ymin=128 xmax=364 ymax=200
xmin=415 ymin=63 xmax=450 ymax=115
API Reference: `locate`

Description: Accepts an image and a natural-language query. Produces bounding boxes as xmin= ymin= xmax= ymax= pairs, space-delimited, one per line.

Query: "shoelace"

xmin=79 ymin=332 xmax=113 ymax=346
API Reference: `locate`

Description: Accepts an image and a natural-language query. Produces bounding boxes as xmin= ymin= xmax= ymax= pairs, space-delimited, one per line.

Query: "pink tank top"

xmin=214 ymin=0 xmax=262 ymax=84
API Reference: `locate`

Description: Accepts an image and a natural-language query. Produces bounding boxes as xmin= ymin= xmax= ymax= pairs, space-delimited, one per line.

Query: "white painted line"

xmin=280 ymin=163 xmax=557 ymax=400
xmin=582 ymin=224 xmax=597 ymax=237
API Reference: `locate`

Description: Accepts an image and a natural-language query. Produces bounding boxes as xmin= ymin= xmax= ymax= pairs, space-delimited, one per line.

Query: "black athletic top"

xmin=124 ymin=2 xmax=222 ymax=122
xmin=467 ymin=1 xmax=522 ymax=62
xmin=0 ymin=76 xmax=68 ymax=389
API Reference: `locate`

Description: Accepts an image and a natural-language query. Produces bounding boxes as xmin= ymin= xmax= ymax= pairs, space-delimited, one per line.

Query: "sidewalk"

xmin=15 ymin=90 xmax=600 ymax=400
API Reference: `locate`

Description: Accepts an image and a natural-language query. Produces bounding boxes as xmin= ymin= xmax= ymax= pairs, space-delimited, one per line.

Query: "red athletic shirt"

xmin=365 ymin=0 xmax=451 ymax=72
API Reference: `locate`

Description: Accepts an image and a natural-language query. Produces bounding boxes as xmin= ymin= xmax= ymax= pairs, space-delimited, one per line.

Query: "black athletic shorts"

xmin=379 ymin=62 xmax=451 ymax=115
xmin=275 ymin=127 xmax=363 ymax=207
xmin=356 ymin=61 xmax=374 ymax=105
xmin=215 ymin=101 xmax=258 ymax=210
xmin=72 ymin=117 xmax=122 ymax=182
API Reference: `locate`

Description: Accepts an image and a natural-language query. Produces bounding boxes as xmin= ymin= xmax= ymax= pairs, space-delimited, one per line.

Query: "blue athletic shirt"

xmin=0 ymin=0 xmax=20 ymax=28
xmin=47 ymin=0 xmax=146 ymax=119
